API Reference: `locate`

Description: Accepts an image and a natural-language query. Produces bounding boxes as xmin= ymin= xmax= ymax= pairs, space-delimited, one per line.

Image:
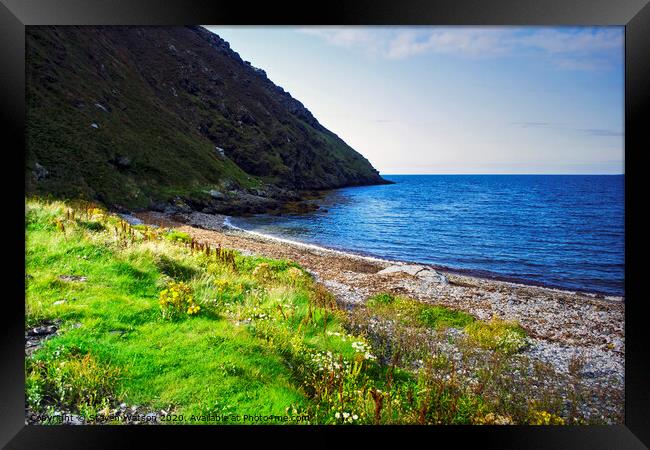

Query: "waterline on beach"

xmin=224 ymin=216 xmax=396 ymax=265
xmin=223 ymin=215 xmax=622 ymax=300
xmin=227 ymin=175 xmax=625 ymax=297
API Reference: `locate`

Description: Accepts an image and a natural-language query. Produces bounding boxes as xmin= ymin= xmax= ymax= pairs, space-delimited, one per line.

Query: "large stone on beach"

xmin=377 ymin=264 xmax=448 ymax=285
xmin=378 ymin=264 xmax=426 ymax=276
xmin=419 ymin=270 xmax=449 ymax=285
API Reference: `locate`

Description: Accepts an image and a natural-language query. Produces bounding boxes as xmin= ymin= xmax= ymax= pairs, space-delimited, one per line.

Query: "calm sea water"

xmin=229 ymin=175 xmax=625 ymax=296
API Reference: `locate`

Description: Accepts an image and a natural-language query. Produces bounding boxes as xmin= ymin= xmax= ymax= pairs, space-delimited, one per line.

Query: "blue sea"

xmin=229 ymin=175 xmax=625 ymax=296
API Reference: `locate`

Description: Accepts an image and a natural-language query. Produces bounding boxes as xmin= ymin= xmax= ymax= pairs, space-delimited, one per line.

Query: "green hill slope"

xmin=25 ymin=26 xmax=389 ymax=211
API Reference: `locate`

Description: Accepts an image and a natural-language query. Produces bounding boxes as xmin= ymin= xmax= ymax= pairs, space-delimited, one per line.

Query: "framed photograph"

xmin=2 ymin=0 xmax=648 ymax=447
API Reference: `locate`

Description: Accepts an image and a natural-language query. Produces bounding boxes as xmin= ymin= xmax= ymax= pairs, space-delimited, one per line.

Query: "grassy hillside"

xmin=25 ymin=26 xmax=388 ymax=210
xmin=25 ymin=198 xmax=610 ymax=425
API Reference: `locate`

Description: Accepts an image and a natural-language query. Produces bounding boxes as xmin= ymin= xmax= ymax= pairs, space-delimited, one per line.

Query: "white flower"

xmin=343 ymin=412 xmax=349 ymax=419
xmin=353 ymin=414 xmax=359 ymax=420
xmin=335 ymin=412 xmax=341 ymax=419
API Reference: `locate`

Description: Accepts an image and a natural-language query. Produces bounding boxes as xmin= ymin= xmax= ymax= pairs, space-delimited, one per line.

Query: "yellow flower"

xmin=530 ymin=410 xmax=565 ymax=425
xmin=287 ymin=267 xmax=302 ymax=280
xmin=187 ymin=303 xmax=201 ymax=315
xmin=159 ymin=281 xmax=197 ymax=319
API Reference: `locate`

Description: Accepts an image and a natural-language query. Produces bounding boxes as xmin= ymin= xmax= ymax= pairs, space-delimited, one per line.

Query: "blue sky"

xmin=204 ymin=26 xmax=624 ymax=174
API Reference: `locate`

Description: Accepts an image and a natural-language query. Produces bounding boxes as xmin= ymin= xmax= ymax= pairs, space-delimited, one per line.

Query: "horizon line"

xmin=379 ymin=173 xmax=625 ymax=176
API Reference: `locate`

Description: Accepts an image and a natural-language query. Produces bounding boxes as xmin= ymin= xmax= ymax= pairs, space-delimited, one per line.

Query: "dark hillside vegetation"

xmin=26 ymin=26 xmax=388 ymax=211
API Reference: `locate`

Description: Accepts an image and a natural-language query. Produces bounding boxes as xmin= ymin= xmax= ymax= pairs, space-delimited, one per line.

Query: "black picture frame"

xmin=2 ymin=0 xmax=648 ymax=448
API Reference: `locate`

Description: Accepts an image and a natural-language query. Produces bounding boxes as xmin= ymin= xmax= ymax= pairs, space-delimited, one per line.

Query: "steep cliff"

xmin=25 ymin=26 xmax=389 ymax=212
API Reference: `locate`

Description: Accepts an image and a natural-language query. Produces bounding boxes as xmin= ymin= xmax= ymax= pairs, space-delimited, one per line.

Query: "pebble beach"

xmin=134 ymin=210 xmax=625 ymax=422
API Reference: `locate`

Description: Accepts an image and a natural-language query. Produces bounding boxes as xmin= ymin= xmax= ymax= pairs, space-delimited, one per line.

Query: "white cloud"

xmin=386 ymin=28 xmax=514 ymax=59
xmin=296 ymin=26 xmax=623 ymax=70
xmin=297 ymin=28 xmax=382 ymax=55
xmin=518 ymin=28 xmax=622 ymax=54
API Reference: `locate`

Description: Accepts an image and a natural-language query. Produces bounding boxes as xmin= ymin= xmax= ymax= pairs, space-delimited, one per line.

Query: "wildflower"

xmin=529 ymin=410 xmax=565 ymax=425
xmin=159 ymin=281 xmax=197 ymax=319
xmin=287 ymin=267 xmax=302 ymax=281
xmin=335 ymin=412 xmax=341 ymax=419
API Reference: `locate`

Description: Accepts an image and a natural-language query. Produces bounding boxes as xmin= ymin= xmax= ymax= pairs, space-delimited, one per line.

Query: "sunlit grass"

xmin=25 ymin=198 xmax=616 ymax=425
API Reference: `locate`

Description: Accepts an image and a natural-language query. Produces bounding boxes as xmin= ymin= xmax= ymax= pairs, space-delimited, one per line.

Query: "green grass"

xmin=366 ymin=293 xmax=476 ymax=331
xmin=26 ymin=199 xmax=604 ymax=426
xmin=25 ymin=199 xmax=385 ymax=424
xmin=465 ymin=318 xmax=529 ymax=354
xmin=418 ymin=306 xmax=475 ymax=330
xmin=365 ymin=292 xmax=527 ymax=353
xmin=366 ymin=292 xmax=395 ymax=307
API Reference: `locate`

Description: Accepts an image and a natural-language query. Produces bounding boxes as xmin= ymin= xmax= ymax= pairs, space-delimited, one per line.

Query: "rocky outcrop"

xmin=32 ymin=162 xmax=49 ymax=182
xmin=153 ymin=184 xmax=316 ymax=216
